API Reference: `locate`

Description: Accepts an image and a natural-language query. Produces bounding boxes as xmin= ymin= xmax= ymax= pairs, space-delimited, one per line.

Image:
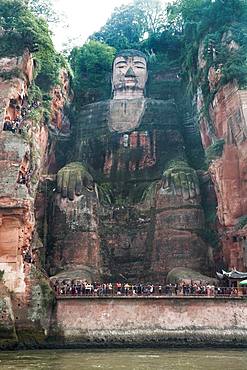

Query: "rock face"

xmin=0 ymin=51 xmax=63 ymax=347
xmin=0 ymin=50 xmax=38 ymax=293
xmin=49 ymin=81 xmax=210 ymax=282
xmin=48 ymin=190 xmax=101 ymax=280
xmin=98 ymin=189 xmax=208 ymax=283
xmin=50 ymin=69 xmax=71 ymax=134
xmin=197 ymin=54 xmax=247 ymax=270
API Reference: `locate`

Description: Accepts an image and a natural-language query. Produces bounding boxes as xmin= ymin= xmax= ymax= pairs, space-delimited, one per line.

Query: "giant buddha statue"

xmin=48 ymin=50 xmax=209 ymax=282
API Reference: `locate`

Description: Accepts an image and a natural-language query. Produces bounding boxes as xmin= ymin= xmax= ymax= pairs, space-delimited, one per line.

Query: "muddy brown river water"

xmin=0 ymin=349 xmax=247 ymax=370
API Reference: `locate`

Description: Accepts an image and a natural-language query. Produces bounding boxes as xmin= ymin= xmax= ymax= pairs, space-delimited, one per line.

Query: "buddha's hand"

xmin=57 ymin=162 xmax=94 ymax=200
xmin=162 ymin=161 xmax=200 ymax=200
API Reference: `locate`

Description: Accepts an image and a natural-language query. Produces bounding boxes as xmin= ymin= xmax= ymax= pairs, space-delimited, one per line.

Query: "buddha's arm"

xmin=157 ymin=128 xmax=200 ymax=200
xmin=56 ymin=102 xmax=110 ymax=200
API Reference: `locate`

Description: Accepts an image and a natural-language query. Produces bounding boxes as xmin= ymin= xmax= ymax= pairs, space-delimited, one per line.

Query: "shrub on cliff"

xmin=236 ymin=215 xmax=247 ymax=230
xmin=167 ymin=0 xmax=247 ymax=93
xmin=69 ymin=40 xmax=116 ymax=106
xmin=205 ymin=138 xmax=225 ymax=164
xmin=0 ymin=0 xmax=65 ymax=92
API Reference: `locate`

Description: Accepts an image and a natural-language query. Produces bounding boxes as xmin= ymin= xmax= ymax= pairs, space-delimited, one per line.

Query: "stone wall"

xmin=54 ymin=297 xmax=247 ymax=347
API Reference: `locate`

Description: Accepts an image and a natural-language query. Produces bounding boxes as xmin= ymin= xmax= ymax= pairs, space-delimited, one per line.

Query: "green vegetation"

xmin=167 ymin=0 xmax=247 ymax=115
xmin=26 ymin=0 xmax=60 ymax=23
xmin=0 ymin=0 xmax=66 ymax=93
xmin=236 ymin=215 xmax=247 ymax=230
xmin=0 ymin=68 xmax=22 ymax=80
xmin=91 ymin=0 xmax=166 ymax=51
xmin=205 ymin=138 xmax=225 ymax=163
xmin=97 ymin=182 xmax=113 ymax=205
xmin=0 ymin=270 xmax=4 ymax=280
xmin=69 ymin=40 xmax=116 ymax=105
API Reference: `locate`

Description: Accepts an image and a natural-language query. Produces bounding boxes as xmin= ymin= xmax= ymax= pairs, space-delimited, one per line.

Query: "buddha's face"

xmin=112 ymin=55 xmax=148 ymax=99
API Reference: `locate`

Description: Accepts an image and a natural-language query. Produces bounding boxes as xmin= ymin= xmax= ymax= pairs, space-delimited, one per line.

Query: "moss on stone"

xmin=206 ymin=139 xmax=225 ymax=164
xmin=0 ymin=68 xmax=23 ymax=80
xmin=0 ymin=338 xmax=18 ymax=350
xmin=16 ymin=328 xmax=46 ymax=346
xmin=29 ymin=266 xmax=55 ymax=322
xmin=141 ymin=180 xmax=160 ymax=203
xmin=236 ymin=215 xmax=247 ymax=230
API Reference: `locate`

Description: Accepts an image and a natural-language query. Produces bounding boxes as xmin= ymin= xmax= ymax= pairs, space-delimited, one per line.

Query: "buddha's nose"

xmin=125 ymin=67 xmax=136 ymax=78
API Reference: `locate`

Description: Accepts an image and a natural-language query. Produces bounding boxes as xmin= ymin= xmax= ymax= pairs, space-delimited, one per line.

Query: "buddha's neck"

xmin=113 ymin=89 xmax=144 ymax=100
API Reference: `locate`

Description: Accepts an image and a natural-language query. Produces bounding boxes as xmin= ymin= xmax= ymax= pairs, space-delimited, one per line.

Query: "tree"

xmin=91 ymin=0 xmax=166 ymax=51
xmin=0 ymin=0 xmax=64 ymax=92
xmin=91 ymin=5 xmax=144 ymax=51
xmin=134 ymin=0 xmax=166 ymax=35
xmin=24 ymin=0 xmax=59 ymax=23
xmin=69 ymin=40 xmax=116 ymax=106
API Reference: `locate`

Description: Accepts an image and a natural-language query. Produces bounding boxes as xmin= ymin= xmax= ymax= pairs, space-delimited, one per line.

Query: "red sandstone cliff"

xmin=197 ymin=46 xmax=247 ymax=271
xmin=0 ymin=50 xmax=70 ymax=347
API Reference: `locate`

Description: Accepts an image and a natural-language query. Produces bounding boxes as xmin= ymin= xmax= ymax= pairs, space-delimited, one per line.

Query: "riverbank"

xmin=51 ymin=296 xmax=247 ymax=349
xmin=1 ymin=296 xmax=247 ymax=350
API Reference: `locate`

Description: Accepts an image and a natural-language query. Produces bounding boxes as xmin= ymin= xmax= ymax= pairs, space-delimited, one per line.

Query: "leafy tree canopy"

xmin=91 ymin=0 xmax=166 ymax=51
xmin=166 ymin=0 xmax=247 ymax=93
xmin=24 ymin=0 xmax=59 ymax=23
xmin=0 ymin=0 xmax=65 ymax=92
xmin=69 ymin=40 xmax=116 ymax=106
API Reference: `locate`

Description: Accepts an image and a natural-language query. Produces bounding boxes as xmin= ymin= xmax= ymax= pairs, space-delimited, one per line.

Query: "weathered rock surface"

xmin=0 ymin=51 xmax=63 ymax=347
xmin=50 ymin=68 xmax=71 ymax=134
xmin=198 ymin=62 xmax=247 ymax=270
xmin=48 ymin=92 xmax=211 ymax=283
xmin=48 ymin=191 xmax=101 ymax=279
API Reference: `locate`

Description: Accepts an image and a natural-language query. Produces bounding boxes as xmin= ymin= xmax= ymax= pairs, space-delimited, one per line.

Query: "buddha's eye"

xmin=135 ymin=64 xmax=145 ymax=69
xmin=116 ymin=63 xmax=127 ymax=69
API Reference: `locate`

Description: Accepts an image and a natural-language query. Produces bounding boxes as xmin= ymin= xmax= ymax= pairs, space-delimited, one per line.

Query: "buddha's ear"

xmin=146 ymin=71 xmax=149 ymax=83
xmin=144 ymin=72 xmax=148 ymax=97
xmin=111 ymin=77 xmax=114 ymax=98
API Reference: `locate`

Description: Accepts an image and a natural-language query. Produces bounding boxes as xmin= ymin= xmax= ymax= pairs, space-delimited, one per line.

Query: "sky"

xmin=51 ymin=0 xmax=170 ymax=51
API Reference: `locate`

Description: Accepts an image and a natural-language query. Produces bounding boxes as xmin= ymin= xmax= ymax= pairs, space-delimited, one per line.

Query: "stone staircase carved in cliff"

xmin=183 ymin=112 xmax=199 ymax=138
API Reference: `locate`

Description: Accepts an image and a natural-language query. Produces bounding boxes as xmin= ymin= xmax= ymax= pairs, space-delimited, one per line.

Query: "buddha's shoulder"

xmin=79 ymin=100 xmax=110 ymax=113
xmin=144 ymin=98 xmax=177 ymax=111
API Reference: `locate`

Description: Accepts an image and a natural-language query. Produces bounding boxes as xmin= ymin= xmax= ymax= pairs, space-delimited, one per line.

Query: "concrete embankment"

xmin=51 ymin=296 xmax=247 ymax=348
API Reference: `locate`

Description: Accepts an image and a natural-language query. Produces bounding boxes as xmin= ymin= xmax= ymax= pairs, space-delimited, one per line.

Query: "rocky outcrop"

xmin=50 ymin=68 xmax=71 ymax=134
xmin=0 ymin=50 xmax=66 ymax=348
xmin=197 ymin=47 xmax=247 ymax=271
xmin=0 ymin=49 xmax=33 ymax=130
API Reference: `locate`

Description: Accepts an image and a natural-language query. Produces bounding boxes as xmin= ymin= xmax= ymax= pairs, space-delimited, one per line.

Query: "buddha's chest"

xmin=108 ymin=99 xmax=146 ymax=133
xmin=103 ymin=129 xmax=157 ymax=175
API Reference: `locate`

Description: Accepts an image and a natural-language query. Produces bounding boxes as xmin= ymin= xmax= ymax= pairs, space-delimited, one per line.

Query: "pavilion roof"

xmin=216 ymin=269 xmax=247 ymax=280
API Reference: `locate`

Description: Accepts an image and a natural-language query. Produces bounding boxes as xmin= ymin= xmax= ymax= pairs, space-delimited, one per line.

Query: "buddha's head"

xmin=112 ymin=49 xmax=148 ymax=100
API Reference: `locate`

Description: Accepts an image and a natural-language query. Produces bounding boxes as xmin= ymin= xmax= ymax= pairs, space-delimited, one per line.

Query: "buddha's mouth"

xmin=124 ymin=78 xmax=136 ymax=86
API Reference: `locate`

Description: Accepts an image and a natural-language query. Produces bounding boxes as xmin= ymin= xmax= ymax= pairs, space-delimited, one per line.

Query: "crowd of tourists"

xmin=52 ymin=280 xmax=244 ymax=297
xmin=3 ymin=99 xmax=41 ymax=134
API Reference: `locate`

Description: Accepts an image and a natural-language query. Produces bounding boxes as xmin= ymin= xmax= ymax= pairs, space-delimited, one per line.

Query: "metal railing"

xmin=53 ymin=285 xmax=247 ymax=298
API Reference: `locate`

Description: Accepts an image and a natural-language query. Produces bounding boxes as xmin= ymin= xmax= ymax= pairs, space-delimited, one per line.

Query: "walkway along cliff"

xmin=0 ymin=0 xmax=247 ymax=349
